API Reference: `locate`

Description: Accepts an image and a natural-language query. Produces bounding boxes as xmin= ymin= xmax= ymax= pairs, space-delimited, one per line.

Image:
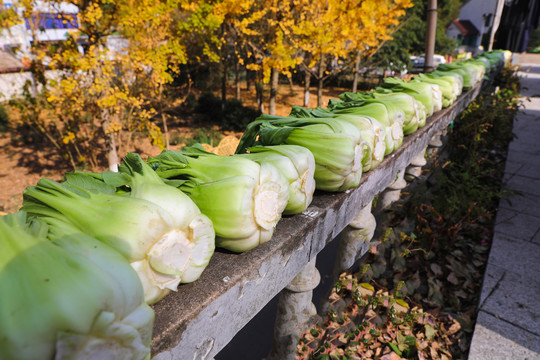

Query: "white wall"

xmin=0 ymin=1 xmax=79 ymax=58
xmin=445 ymin=0 xmax=506 ymax=51
xmin=0 ymin=69 xmax=62 ymax=101
xmin=459 ymin=0 xmax=506 ymax=43
xmin=446 ymin=22 xmax=462 ymax=40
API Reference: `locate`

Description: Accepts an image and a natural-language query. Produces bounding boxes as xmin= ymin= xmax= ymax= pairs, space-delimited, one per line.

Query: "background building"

xmin=0 ymin=1 xmax=79 ymax=62
xmin=446 ymin=0 xmax=505 ymax=55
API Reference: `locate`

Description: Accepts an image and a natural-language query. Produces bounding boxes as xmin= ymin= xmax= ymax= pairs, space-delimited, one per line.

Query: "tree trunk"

xmin=269 ymin=68 xmax=279 ymax=115
xmin=159 ymin=84 xmax=170 ymax=149
xmin=235 ymin=62 xmax=241 ymax=100
xmin=161 ymin=113 xmax=169 ymax=150
xmin=256 ymin=71 xmax=265 ymax=113
xmin=287 ymin=75 xmax=295 ymax=94
xmin=246 ymin=70 xmax=252 ymax=91
xmin=221 ymin=61 xmax=228 ymax=111
xmin=256 ymin=82 xmax=265 ymax=113
xmin=352 ymin=50 xmax=361 ymax=93
xmin=102 ymin=108 xmax=119 ymax=172
xmin=303 ymin=70 xmax=311 ymax=107
xmin=317 ymin=57 xmax=325 ymax=107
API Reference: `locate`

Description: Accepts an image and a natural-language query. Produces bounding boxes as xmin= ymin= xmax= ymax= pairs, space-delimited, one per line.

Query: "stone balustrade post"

xmin=336 ymin=200 xmax=377 ymax=271
xmin=267 ymin=258 xmax=321 ymax=360
xmin=405 ymin=146 xmax=428 ymax=182
xmin=427 ymin=130 xmax=444 ymax=160
xmin=375 ymin=168 xmax=407 ymax=213
xmin=318 ymin=200 xmax=377 ymax=315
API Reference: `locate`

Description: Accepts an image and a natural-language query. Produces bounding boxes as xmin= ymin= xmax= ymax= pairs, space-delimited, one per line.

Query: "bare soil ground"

xmin=0 ymin=83 xmax=351 ymax=214
xmin=0 ymin=135 xmax=67 ymax=214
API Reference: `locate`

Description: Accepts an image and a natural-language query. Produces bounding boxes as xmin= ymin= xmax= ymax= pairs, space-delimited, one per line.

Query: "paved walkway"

xmin=468 ymin=54 xmax=540 ymax=359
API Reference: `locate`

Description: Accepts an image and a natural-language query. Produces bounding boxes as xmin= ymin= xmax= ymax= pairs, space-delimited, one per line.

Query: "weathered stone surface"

xmin=505 ymin=174 xmax=540 ymax=197
xmin=499 ymin=190 xmax=540 ymax=215
xmin=477 ymin=263 xmax=505 ymax=307
xmin=336 ymin=201 xmax=377 ymax=271
xmin=494 ymin=207 xmax=540 ymax=241
xmin=470 ymin=59 xmax=540 ymax=359
xmin=481 ymin=270 xmax=540 ymax=336
xmin=469 ymin=311 xmax=540 ymax=360
xmin=268 ymin=259 xmax=320 ymax=360
xmin=150 ymin=83 xmax=483 ymax=359
xmin=512 ymin=159 xmax=540 ymax=179
xmin=487 ymin=233 xmax=540 ymax=284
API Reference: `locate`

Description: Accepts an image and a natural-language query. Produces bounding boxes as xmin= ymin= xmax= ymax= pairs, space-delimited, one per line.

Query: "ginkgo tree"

xmin=0 ymin=0 xmax=18 ymax=30
xmin=2 ymin=0 xmax=415 ymax=170
xmin=179 ymin=0 xmax=301 ymax=115
xmin=348 ymin=0 xmax=413 ymax=92
xmin=117 ymin=0 xmax=186 ymax=150
xmin=291 ymin=0 xmax=352 ymax=107
xmin=289 ymin=0 xmax=412 ymax=106
xmin=5 ymin=0 xmax=184 ymax=170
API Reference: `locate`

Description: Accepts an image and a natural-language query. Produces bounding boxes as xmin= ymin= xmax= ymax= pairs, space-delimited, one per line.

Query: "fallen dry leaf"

xmin=448 ymin=321 xmax=461 ymax=335
xmin=381 ymin=352 xmax=404 ymax=360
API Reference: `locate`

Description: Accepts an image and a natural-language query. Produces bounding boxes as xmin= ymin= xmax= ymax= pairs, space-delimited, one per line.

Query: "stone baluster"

xmin=318 ymin=200 xmax=377 ymax=316
xmin=375 ymin=168 xmax=407 ymax=213
xmin=405 ymin=146 xmax=428 ymax=182
xmin=427 ymin=130 xmax=444 ymax=160
xmin=335 ymin=200 xmax=377 ymax=271
xmin=267 ymin=258 xmax=321 ymax=360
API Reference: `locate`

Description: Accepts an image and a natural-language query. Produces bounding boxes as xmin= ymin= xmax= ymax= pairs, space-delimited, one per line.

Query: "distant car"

xmin=411 ymin=54 xmax=447 ymax=69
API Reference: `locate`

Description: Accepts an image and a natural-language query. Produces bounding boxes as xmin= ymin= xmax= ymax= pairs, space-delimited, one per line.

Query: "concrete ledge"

xmin=150 ymin=84 xmax=483 ymax=359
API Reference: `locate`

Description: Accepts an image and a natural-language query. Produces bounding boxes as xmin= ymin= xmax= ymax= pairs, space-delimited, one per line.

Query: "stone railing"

xmin=150 ymin=82 xmax=484 ymax=360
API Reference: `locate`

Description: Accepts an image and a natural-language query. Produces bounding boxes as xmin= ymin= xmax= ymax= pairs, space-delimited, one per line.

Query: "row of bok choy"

xmin=0 ymin=49 xmax=510 ymax=360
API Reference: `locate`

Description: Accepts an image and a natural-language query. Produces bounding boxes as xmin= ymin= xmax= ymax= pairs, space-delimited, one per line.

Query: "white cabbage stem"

xmin=55 ymin=305 xmax=154 ymax=360
xmin=431 ymin=84 xmax=443 ymax=112
xmin=299 ymin=166 xmax=316 ymax=209
xmin=254 ymin=183 xmax=284 ymax=230
xmin=239 ymin=145 xmax=316 ymax=215
xmin=131 ymin=213 xmax=215 ymax=303
xmin=340 ymin=142 xmax=365 ymax=191
xmin=254 ymin=162 xmax=289 ymax=235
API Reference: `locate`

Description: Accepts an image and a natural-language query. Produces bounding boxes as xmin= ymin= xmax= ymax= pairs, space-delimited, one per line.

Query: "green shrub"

xmin=195 ymin=93 xmax=260 ymax=132
xmin=169 ymin=127 xmax=223 ymax=147
xmin=194 ymin=93 xmax=222 ymax=120
xmin=222 ymin=98 xmax=261 ymax=132
xmin=0 ymin=104 xmax=9 ymax=131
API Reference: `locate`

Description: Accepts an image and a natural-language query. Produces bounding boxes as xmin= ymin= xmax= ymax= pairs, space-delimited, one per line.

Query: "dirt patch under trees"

xmin=0 ymin=82 xmax=351 ymax=214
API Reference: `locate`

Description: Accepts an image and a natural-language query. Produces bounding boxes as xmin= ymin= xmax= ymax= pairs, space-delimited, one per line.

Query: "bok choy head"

xmin=328 ymin=99 xmax=403 ymax=155
xmin=0 ymin=212 xmax=154 ymax=360
xmin=148 ymin=146 xmax=289 ymax=252
xmin=235 ymin=114 xmax=366 ymax=192
xmin=236 ymin=144 xmax=316 ymax=215
xmin=415 ymin=73 xmax=457 ymax=108
xmin=340 ymin=91 xmax=422 ymax=135
xmin=429 ymin=70 xmax=463 ymax=96
xmin=378 ymin=77 xmax=436 ymax=117
xmin=289 ymin=106 xmax=386 ymax=172
xmin=436 ymin=63 xmax=474 ymax=89
xmin=63 ymin=153 xmax=216 ymax=302
xmin=22 ymin=167 xmax=214 ymax=304
xmin=372 ymin=90 xmax=426 ymax=134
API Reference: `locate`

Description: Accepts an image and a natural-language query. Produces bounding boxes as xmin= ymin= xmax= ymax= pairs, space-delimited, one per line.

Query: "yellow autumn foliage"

xmin=3 ymin=0 xmax=412 ymax=168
